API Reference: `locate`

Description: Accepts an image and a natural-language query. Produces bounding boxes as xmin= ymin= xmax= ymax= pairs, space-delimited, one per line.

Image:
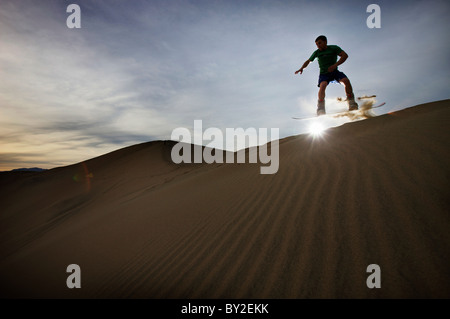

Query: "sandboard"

xmin=292 ymin=102 xmax=386 ymax=120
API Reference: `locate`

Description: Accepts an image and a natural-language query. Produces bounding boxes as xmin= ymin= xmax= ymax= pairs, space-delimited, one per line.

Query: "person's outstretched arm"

xmin=295 ymin=60 xmax=311 ymax=74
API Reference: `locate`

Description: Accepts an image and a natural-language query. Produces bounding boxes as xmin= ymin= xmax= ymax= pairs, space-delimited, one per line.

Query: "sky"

xmin=1 ymin=0 xmax=449 ymax=170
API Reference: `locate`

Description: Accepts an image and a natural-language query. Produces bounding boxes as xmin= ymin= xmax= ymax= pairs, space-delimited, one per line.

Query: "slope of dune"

xmin=0 ymin=100 xmax=449 ymax=298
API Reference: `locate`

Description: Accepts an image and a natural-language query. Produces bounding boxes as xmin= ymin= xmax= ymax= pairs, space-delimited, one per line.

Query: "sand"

xmin=0 ymin=100 xmax=449 ymax=298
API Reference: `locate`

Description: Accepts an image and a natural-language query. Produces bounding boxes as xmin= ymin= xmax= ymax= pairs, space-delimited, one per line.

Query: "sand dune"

xmin=1 ymin=100 xmax=449 ymax=298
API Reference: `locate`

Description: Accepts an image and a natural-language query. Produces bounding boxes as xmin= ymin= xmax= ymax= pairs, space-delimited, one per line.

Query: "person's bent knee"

xmin=340 ymin=77 xmax=350 ymax=85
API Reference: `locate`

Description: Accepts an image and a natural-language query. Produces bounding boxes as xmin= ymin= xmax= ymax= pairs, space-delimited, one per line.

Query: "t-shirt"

xmin=309 ymin=45 xmax=343 ymax=74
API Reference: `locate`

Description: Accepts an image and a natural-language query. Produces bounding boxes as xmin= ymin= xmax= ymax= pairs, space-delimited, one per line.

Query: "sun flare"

xmin=309 ymin=122 xmax=326 ymax=137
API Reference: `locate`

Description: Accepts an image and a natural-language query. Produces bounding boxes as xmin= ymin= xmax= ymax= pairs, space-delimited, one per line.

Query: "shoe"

xmin=317 ymin=100 xmax=326 ymax=116
xmin=348 ymin=99 xmax=358 ymax=111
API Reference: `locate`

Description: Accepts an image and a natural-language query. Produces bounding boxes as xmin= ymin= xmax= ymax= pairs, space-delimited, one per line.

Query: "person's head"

xmin=315 ymin=35 xmax=327 ymax=51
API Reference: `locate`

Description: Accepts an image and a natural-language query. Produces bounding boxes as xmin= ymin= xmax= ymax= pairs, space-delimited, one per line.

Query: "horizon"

xmin=1 ymin=0 xmax=449 ymax=171
xmin=2 ymin=98 xmax=446 ymax=172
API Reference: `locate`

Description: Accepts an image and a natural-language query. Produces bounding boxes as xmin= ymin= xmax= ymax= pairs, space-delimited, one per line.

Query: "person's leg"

xmin=339 ymin=77 xmax=354 ymax=98
xmin=339 ymin=77 xmax=358 ymax=110
xmin=317 ymin=81 xmax=328 ymax=115
xmin=318 ymin=81 xmax=328 ymax=101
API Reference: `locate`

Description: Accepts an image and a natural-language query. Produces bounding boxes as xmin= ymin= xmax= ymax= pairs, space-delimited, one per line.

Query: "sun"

xmin=308 ymin=122 xmax=326 ymax=137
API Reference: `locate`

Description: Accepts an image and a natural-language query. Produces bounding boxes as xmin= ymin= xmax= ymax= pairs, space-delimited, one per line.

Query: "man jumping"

xmin=295 ymin=35 xmax=358 ymax=115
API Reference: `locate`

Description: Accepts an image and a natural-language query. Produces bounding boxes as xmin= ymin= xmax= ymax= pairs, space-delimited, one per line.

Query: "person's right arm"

xmin=295 ymin=60 xmax=311 ymax=74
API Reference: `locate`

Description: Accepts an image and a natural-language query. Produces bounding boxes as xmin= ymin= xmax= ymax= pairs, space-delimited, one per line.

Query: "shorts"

xmin=317 ymin=70 xmax=347 ymax=87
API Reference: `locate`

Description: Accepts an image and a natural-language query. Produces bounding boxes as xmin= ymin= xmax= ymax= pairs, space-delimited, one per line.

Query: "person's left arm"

xmin=327 ymin=51 xmax=348 ymax=72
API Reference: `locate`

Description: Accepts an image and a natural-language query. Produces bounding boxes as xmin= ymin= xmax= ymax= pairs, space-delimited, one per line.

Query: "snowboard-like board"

xmin=292 ymin=102 xmax=386 ymax=120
